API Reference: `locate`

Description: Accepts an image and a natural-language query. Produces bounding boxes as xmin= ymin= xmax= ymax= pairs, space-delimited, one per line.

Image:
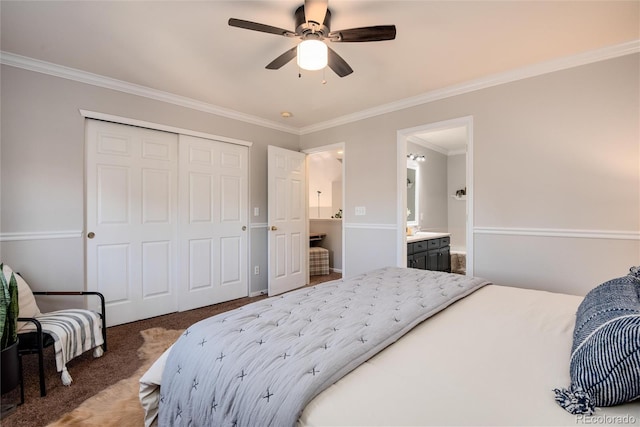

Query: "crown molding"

xmin=2 ymin=39 xmax=638 ymax=137
xmin=407 ymin=135 xmax=449 ymax=156
xmin=407 ymin=136 xmax=468 ymax=157
xmin=448 ymin=149 xmax=466 ymax=156
xmin=0 ymin=51 xmax=300 ymax=135
xmin=299 ymin=39 xmax=640 ymax=134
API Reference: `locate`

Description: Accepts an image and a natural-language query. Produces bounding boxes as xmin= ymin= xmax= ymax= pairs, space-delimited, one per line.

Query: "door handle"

xmin=270 ymin=226 xmax=278 ymax=231
xmin=242 ymin=226 xmax=247 ymax=231
xmin=87 ymin=232 xmax=95 ymax=239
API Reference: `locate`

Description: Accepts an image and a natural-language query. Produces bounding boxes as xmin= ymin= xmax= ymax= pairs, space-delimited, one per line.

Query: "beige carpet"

xmin=47 ymin=328 xmax=182 ymax=427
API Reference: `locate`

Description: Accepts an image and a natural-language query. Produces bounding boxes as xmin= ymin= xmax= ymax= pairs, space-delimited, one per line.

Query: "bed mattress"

xmin=298 ymin=284 xmax=639 ymax=426
xmin=141 ymin=281 xmax=640 ymax=426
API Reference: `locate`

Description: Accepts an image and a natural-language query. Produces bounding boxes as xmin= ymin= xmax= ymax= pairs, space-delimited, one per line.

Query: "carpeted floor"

xmin=0 ymin=272 xmax=340 ymax=427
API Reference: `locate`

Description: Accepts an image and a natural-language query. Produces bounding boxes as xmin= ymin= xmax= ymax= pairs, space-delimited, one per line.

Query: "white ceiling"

xmin=1 ymin=1 xmax=638 ymax=132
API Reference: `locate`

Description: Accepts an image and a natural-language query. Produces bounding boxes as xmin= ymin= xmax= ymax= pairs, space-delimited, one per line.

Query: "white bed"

xmin=140 ymin=280 xmax=640 ymax=426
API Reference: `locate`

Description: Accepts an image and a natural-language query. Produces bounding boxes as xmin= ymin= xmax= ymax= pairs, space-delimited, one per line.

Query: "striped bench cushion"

xmin=554 ymin=267 xmax=640 ymax=414
xmin=21 ymin=309 xmax=104 ymax=384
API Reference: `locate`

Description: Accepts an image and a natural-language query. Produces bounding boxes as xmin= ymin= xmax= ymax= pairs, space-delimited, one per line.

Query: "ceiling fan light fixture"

xmin=297 ymin=39 xmax=328 ymax=71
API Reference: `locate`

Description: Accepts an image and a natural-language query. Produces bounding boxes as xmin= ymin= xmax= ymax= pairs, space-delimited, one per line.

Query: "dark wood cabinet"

xmin=412 ymin=250 xmax=428 ymax=270
xmin=408 ymin=236 xmax=450 ymax=273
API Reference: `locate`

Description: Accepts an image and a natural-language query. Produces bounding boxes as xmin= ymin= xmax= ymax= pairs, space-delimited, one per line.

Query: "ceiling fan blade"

xmin=329 ymin=25 xmax=396 ymax=42
xmin=266 ymin=46 xmax=298 ymax=70
xmin=327 ymin=47 xmax=353 ymax=77
xmin=303 ymin=0 xmax=328 ymax=25
xmin=229 ymin=18 xmax=296 ymax=37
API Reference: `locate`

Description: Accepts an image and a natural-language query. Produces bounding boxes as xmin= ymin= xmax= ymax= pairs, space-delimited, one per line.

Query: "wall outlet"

xmin=355 ymin=206 xmax=366 ymax=216
xmin=254 ymin=207 xmax=259 ymax=216
xmin=254 ymin=266 xmax=259 ymax=275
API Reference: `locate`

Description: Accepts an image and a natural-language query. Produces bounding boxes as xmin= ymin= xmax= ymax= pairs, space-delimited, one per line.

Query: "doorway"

xmin=397 ymin=117 xmax=474 ymax=276
xmin=304 ymin=143 xmax=345 ymax=281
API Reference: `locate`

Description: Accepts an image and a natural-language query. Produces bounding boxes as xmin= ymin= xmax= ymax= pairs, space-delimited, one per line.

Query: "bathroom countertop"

xmin=406 ymin=232 xmax=451 ymax=243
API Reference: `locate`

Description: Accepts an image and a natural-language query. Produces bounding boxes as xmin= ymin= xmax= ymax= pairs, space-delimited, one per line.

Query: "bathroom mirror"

xmin=407 ymin=163 xmax=418 ymax=226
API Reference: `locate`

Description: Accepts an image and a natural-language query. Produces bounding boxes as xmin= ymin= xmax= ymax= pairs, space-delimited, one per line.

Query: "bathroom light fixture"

xmin=407 ymin=153 xmax=426 ymax=162
xmin=297 ymin=39 xmax=328 ymax=71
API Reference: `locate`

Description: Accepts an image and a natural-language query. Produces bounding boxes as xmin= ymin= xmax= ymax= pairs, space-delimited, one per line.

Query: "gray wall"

xmin=0 ymin=65 xmax=298 ymax=309
xmin=2 ymin=53 xmax=638 ymax=302
xmin=447 ymin=153 xmax=466 ymax=251
xmin=409 ymin=143 xmax=448 ymax=233
xmin=300 ymin=54 xmax=640 ymax=296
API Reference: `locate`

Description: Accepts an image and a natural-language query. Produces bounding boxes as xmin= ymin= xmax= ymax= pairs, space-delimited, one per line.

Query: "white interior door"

xmin=268 ymin=145 xmax=307 ymax=296
xmin=178 ymin=135 xmax=248 ymax=311
xmin=86 ymin=120 xmax=178 ymax=326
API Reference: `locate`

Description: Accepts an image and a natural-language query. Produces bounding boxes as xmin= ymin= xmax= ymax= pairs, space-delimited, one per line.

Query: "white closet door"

xmin=178 ymin=135 xmax=248 ymax=311
xmin=86 ymin=120 xmax=179 ymax=326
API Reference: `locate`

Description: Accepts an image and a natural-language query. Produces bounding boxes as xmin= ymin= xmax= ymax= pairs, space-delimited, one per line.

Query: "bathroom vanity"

xmin=407 ymin=232 xmax=451 ymax=273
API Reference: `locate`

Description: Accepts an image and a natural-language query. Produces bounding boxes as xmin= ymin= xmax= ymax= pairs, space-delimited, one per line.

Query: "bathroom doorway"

xmin=397 ymin=117 xmax=473 ymax=276
xmin=304 ymin=143 xmax=345 ymax=282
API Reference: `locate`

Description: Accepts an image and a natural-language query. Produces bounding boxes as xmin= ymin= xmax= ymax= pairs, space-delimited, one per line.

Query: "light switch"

xmin=355 ymin=206 xmax=366 ymax=216
xmin=254 ymin=207 xmax=259 ymax=216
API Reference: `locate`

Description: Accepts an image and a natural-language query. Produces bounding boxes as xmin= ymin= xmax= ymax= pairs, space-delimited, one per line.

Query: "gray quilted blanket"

xmin=158 ymin=267 xmax=489 ymax=427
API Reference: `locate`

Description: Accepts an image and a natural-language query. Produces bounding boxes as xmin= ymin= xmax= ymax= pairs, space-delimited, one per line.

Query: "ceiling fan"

xmin=228 ymin=0 xmax=396 ymax=77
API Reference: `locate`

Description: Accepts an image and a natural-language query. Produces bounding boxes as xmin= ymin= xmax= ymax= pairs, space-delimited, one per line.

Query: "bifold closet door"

xmin=178 ymin=135 xmax=249 ymax=311
xmin=86 ymin=119 xmax=179 ymax=326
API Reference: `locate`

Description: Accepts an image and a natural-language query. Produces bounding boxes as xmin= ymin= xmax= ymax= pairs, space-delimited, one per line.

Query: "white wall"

xmin=300 ymin=54 xmax=640 ymax=296
xmin=308 ymin=152 xmax=342 ymax=219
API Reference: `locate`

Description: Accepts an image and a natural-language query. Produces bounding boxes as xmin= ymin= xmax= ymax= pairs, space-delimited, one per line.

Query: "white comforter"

xmin=141 ymin=284 xmax=640 ymax=426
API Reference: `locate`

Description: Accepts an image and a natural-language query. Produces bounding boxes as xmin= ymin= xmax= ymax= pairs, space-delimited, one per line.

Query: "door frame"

xmin=302 ymin=142 xmax=346 ymax=278
xmin=396 ymin=116 xmax=474 ymax=276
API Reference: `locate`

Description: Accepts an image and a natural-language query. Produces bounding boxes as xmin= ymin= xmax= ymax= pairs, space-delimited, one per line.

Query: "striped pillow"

xmin=554 ymin=267 xmax=640 ymax=414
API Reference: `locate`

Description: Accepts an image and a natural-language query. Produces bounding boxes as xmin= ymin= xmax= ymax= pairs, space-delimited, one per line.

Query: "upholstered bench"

xmin=1 ymin=264 xmax=106 ymax=397
xmin=450 ymin=251 xmax=466 ymax=275
xmin=309 ymin=247 xmax=330 ymax=276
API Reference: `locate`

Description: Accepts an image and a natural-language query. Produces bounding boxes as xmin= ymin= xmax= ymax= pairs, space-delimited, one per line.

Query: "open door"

xmin=267 ymin=145 xmax=307 ymax=296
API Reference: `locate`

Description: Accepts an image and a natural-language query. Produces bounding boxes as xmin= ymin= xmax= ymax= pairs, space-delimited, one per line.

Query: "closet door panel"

xmin=87 ymin=120 xmax=178 ymax=326
xmin=179 ymin=135 xmax=248 ymax=311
